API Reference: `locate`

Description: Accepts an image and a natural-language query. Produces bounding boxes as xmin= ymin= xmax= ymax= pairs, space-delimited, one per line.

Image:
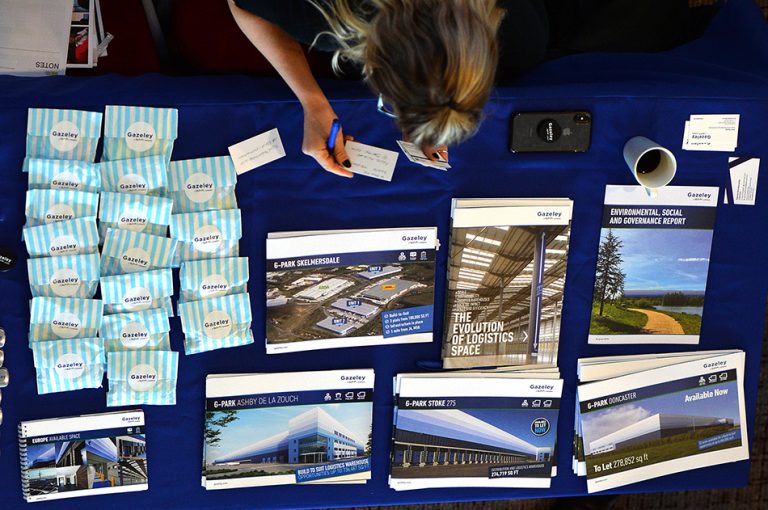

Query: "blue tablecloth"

xmin=1 ymin=1 xmax=767 ymax=508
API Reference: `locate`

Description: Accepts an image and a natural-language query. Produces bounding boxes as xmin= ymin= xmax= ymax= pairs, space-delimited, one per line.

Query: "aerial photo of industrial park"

xmin=266 ymin=259 xmax=435 ymax=345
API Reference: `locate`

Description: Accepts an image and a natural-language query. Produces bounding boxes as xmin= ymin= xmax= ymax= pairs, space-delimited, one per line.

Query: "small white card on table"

xmin=728 ymin=157 xmax=759 ymax=206
xmin=683 ymin=114 xmax=740 ymax=152
xmin=228 ymin=128 xmax=286 ymax=175
xmin=345 ymin=140 xmax=399 ymax=181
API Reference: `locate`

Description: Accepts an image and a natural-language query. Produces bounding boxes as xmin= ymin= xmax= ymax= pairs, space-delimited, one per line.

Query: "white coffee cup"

xmin=623 ymin=137 xmax=677 ymax=196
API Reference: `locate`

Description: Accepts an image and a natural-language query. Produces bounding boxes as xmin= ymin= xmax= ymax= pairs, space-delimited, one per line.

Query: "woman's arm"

xmin=227 ymin=0 xmax=353 ymax=177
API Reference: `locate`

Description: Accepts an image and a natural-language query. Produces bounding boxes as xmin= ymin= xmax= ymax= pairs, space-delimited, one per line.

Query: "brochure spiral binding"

xmin=19 ymin=422 xmax=30 ymax=501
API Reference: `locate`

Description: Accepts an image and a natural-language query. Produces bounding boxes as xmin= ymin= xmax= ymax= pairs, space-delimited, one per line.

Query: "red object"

xmin=69 ymin=0 xmax=161 ymax=76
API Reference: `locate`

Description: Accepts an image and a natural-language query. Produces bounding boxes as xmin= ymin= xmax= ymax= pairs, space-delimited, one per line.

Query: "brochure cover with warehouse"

xmin=571 ymin=349 xmax=742 ymax=477
xmin=578 ymin=351 xmax=748 ymax=493
xmin=18 ymin=410 xmax=147 ymax=503
xmin=442 ymin=198 xmax=573 ymax=369
xmin=203 ymin=369 xmax=374 ymax=490
xmin=389 ymin=374 xmax=562 ymax=491
xmin=588 ymin=185 xmax=718 ymax=345
xmin=265 ymin=227 xmax=438 ymax=353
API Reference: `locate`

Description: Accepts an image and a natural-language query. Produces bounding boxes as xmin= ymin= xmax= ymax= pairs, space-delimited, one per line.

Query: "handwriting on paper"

xmin=228 ymin=128 xmax=286 ymax=175
xmin=345 ymin=141 xmax=399 ymax=181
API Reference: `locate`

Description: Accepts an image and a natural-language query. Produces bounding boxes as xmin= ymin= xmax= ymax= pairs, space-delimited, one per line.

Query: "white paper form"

xmin=228 ymin=128 xmax=286 ymax=174
xmin=0 ymin=0 xmax=72 ymax=76
xmin=345 ymin=141 xmax=399 ymax=181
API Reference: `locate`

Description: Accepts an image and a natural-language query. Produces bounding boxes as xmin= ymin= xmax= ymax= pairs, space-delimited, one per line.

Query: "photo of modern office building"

xmin=391 ymin=408 xmax=553 ymax=478
xmin=212 ymin=407 xmax=364 ymax=466
xmin=588 ymin=413 xmax=735 ymax=454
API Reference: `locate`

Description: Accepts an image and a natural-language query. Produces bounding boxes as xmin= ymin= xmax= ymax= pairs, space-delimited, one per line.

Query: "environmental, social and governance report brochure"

xmin=266 ymin=227 xmax=438 ymax=353
xmin=578 ymin=352 xmax=748 ymax=493
xmin=203 ymin=369 xmax=374 ymax=490
xmin=442 ymin=200 xmax=572 ymax=368
xmin=20 ymin=410 xmax=147 ymax=503
xmin=589 ymin=185 xmax=718 ymax=345
xmin=390 ymin=376 xmax=562 ymax=490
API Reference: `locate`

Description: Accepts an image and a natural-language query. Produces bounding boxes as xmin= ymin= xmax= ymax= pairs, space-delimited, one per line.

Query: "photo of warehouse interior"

xmin=443 ymin=224 xmax=571 ymax=367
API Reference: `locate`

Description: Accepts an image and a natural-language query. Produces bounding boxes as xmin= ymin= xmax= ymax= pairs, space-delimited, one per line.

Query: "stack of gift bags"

xmin=170 ymin=155 xmax=253 ymax=354
xmin=22 ymin=106 xmax=180 ymax=406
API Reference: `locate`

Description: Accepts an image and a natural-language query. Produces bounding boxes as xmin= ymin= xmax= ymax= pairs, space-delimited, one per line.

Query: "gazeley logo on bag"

xmin=49 ymin=120 xmax=80 ymax=152
xmin=193 ymin=225 xmax=223 ymax=253
xmin=128 ymin=363 xmax=158 ymax=391
xmin=51 ymin=171 xmax=82 ymax=190
xmin=118 ymin=207 xmax=148 ymax=231
xmin=45 ymin=204 xmax=75 ymax=223
xmin=200 ymin=274 xmax=230 ymax=298
xmin=203 ymin=310 xmax=232 ymax=339
xmin=50 ymin=268 xmax=81 ymax=297
xmin=123 ymin=286 xmax=153 ymax=311
xmin=125 ymin=121 xmax=156 ymax=152
xmin=118 ymin=174 xmax=149 ymax=194
xmin=120 ymin=247 xmax=151 ymax=272
xmin=120 ymin=321 xmax=151 ymax=349
xmin=51 ymin=312 xmax=82 ymax=338
xmin=55 ymin=353 xmax=86 ymax=379
xmin=50 ymin=235 xmax=79 ymax=256
xmin=184 ymin=172 xmax=215 ymax=203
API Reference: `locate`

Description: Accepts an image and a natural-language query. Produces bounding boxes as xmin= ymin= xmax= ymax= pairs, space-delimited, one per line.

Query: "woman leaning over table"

xmin=228 ymin=0 xmax=715 ymax=177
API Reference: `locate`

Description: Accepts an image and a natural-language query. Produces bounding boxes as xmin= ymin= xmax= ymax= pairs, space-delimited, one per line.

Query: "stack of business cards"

xmin=573 ymin=350 xmax=748 ymax=493
xmin=682 ymin=114 xmax=740 ymax=152
xmin=202 ymin=369 xmax=374 ymax=490
xmin=389 ymin=369 xmax=562 ymax=490
xmin=397 ymin=141 xmax=450 ymax=170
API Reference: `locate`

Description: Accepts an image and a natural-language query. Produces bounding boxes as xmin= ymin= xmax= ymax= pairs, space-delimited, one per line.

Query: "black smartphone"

xmin=509 ymin=111 xmax=592 ymax=153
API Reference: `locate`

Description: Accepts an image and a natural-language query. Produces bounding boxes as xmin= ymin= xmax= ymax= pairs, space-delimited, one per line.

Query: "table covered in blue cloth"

xmin=0 ymin=0 xmax=767 ymax=508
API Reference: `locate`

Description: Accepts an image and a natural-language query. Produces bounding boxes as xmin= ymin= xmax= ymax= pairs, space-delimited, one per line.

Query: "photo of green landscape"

xmin=589 ymin=228 xmax=712 ymax=337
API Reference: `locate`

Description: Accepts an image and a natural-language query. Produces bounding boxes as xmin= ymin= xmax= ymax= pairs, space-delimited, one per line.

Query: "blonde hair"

xmin=310 ymin=0 xmax=505 ymax=147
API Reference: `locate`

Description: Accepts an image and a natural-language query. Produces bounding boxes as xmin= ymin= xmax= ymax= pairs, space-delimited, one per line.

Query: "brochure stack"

xmin=441 ymin=198 xmax=573 ymax=369
xmin=573 ymin=350 xmax=748 ymax=493
xmin=202 ymin=369 xmax=375 ymax=490
xmin=18 ymin=410 xmax=148 ymax=502
xmin=265 ymin=227 xmax=439 ymax=353
xmin=588 ymin=185 xmax=718 ymax=345
xmin=389 ymin=370 xmax=563 ymax=490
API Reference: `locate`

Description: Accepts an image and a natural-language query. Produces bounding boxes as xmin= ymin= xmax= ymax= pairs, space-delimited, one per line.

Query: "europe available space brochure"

xmin=19 ymin=410 xmax=147 ymax=503
xmin=578 ymin=352 xmax=748 ymax=493
xmin=203 ymin=369 xmax=374 ymax=490
xmin=265 ymin=227 xmax=438 ymax=353
xmin=588 ymin=185 xmax=718 ymax=345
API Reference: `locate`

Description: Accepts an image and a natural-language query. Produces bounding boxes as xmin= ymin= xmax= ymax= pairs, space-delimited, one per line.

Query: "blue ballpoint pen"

xmin=327 ymin=118 xmax=341 ymax=152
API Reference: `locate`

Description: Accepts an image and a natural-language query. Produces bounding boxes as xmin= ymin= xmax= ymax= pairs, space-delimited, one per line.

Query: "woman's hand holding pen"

xmin=301 ymin=98 xmax=354 ymax=178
